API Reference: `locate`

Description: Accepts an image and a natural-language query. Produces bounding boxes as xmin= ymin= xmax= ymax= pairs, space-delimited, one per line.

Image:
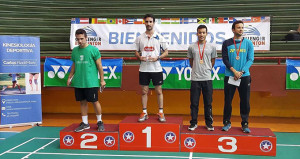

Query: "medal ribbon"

xmin=197 ymin=41 xmax=206 ymax=62
xmin=233 ymin=38 xmax=243 ymax=58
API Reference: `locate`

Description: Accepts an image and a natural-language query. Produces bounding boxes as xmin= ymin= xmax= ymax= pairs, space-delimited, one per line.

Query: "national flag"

xmin=134 ymin=19 xmax=144 ymax=24
xmin=197 ymin=18 xmax=208 ymax=24
xmin=126 ymin=19 xmax=134 ymax=24
xmin=161 ymin=18 xmax=171 ymax=24
xmin=71 ymin=18 xmax=80 ymax=24
xmin=210 ymin=18 xmax=218 ymax=24
xmin=97 ymin=18 xmax=107 ymax=24
xmin=188 ymin=18 xmax=197 ymax=23
xmin=261 ymin=16 xmax=270 ymax=22
xmin=116 ymin=18 xmax=125 ymax=24
xmin=170 ymin=18 xmax=180 ymax=24
xmin=217 ymin=17 xmax=225 ymax=23
xmin=90 ymin=18 xmax=97 ymax=24
xmin=180 ymin=18 xmax=189 ymax=24
xmin=80 ymin=18 xmax=89 ymax=24
xmin=223 ymin=17 xmax=229 ymax=23
xmin=234 ymin=17 xmax=251 ymax=23
xmin=251 ymin=17 xmax=261 ymax=23
xmin=229 ymin=17 xmax=234 ymax=23
xmin=107 ymin=18 xmax=116 ymax=24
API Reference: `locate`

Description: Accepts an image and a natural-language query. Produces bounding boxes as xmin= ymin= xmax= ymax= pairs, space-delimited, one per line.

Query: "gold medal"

xmin=236 ymin=56 xmax=240 ymax=60
xmin=200 ymin=60 xmax=204 ymax=64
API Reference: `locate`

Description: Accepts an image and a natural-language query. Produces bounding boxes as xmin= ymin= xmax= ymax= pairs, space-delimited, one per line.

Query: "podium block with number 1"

xmin=119 ymin=116 xmax=182 ymax=152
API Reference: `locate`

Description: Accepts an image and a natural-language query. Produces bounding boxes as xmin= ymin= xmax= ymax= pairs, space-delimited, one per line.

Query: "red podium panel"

xmin=119 ymin=116 xmax=182 ymax=152
xmin=181 ymin=125 xmax=276 ymax=156
xmin=60 ymin=124 xmax=119 ymax=150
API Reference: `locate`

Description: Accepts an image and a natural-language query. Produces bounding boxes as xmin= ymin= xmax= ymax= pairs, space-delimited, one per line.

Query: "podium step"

xmin=180 ymin=125 xmax=276 ymax=156
xmin=119 ymin=116 xmax=182 ymax=152
xmin=59 ymin=116 xmax=277 ymax=156
xmin=60 ymin=123 xmax=119 ymax=150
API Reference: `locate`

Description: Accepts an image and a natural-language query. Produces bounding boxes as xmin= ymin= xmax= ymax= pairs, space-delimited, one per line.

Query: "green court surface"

xmin=0 ymin=127 xmax=299 ymax=159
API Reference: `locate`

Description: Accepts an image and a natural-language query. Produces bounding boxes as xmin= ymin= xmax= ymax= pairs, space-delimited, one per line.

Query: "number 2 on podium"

xmin=142 ymin=126 xmax=152 ymax=148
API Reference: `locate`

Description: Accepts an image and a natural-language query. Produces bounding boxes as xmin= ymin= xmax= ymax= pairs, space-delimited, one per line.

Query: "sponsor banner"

xmin=0 ymin=36 xmax=41 ymax=126
xmin=70 ymin=16 xmax=270 ymax=51
xmin=150 ymin=59 xmax=225 ymax=89
xmin=286 ymin=59 xmax=300 ymax=89
xmin=44 ymin=58 xmax=123 ymax=88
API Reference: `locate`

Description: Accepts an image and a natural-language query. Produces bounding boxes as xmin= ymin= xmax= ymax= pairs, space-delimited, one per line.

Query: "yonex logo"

xmin=48 ymin=65 xmax=71 ymax=79
xmin=290 ymin=66 xmax=300 ymax=81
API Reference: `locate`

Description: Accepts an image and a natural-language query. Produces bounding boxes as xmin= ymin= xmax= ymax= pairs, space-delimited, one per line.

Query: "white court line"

xmin=0 ymin=131 xmax=20 ymax=133
xmin=189 ymin=152 xmax=193 ymax=159
xmin=0 ymin=137 xmax=36 ymax=156
xmin=277 ymin=144 xmax=300 ymax=147
xmin=7 ymin=152 xmax=230 ymax=159
xmin=21 ymin=138 xmax=58 ymax=159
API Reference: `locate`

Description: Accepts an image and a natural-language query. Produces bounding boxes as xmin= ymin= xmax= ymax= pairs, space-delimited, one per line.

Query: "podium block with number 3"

xmin=119 ymin=116 xmax=182 ymax=152
xmin=181 ymin=125 xmax=276 ymax=156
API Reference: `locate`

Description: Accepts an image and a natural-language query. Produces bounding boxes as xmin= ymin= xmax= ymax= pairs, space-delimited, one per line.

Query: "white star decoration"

xmin=106 ymin=138 xmax=113 ymax=144
xmin=126 ymin=133 xmax=132 ymax=140
xmin=187 ymin=139 xmax=194 ymax=146
xmin=167 ymin=134 xmax=174 ymax=140
xmin=65 ymin=137 xmax=72 ymax=143
xmin=263 ymin=143 xmax=270 ymax=149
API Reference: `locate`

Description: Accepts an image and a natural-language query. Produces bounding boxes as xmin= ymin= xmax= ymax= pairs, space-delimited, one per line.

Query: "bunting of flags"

xmin=71 ymin=16 xmax=269 ymax=24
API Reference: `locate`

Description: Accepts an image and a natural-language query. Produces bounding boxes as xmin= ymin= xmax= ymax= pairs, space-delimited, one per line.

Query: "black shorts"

xmin=75 ymin=87 xmax=99 ymax=102
xmin=139 ymin=72 xmax=163 ymax=86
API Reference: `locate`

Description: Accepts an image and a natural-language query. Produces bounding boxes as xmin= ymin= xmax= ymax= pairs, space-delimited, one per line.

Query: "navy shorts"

xmin=139 ymin=72 xmax=163 ymax=86
xmin=75 ymin=87 xmax=99 ymax=102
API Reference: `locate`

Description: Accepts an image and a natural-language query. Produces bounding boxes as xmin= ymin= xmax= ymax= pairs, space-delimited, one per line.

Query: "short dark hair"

xmin=197 ymin=25 xmax=207 ymax=32
xmin=144 ymin=14 xmax=155 ymax=22
xmin=75 ymin=29 xmax=87 ymax=37
xmin=232 ymin=20 xmax=244 ymax=30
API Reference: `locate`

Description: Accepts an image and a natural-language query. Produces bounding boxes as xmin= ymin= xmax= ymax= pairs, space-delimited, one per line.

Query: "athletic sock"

xmin=96 ymin=114 xmax=102 ymax=122
xmin=82 ymin=116 xmax=88 ymax=124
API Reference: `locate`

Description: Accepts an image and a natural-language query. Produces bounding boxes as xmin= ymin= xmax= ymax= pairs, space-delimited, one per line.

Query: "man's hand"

xmin=67 ymin=77 xmax=73 ymax=86
xmin=100 ymin=80 xmax=106 ymax=92
xmin=148 ymin=56 xmax=159 ymax=62
xmin=233 ymin=71 xmax=243 ymax=80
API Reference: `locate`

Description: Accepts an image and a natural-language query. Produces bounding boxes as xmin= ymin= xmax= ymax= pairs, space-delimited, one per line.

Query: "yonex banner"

xmin=0 ymin=35 xmax=42 ymax=126
xmin=70 ymin=16 xmax=270 ymax=51
xmin=286 ymin=59 xmax=300 ymax=89
xmin=154 ymin=59 xmax=225 ymax=89
xmin=44 ymin=58 xmax=123 ymax=88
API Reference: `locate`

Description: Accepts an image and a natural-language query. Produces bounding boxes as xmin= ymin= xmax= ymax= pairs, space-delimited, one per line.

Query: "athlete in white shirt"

xmin=135 ymin=14 xmax=169 ymax=122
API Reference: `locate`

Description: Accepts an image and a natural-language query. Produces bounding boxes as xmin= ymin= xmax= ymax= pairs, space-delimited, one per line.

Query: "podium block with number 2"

xmin=119 ymin=116 xmax=182 ymax=152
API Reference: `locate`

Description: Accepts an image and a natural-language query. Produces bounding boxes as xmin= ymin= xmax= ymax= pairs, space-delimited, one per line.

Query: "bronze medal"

xmin=236 ymin=56 xmax=240 ymax=60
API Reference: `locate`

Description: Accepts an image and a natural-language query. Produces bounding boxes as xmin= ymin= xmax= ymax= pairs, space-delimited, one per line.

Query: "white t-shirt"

xmin=135 ymin=32 xmax=169 ymax=72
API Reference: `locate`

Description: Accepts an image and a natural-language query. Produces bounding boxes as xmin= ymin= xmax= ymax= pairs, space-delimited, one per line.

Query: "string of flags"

xmin=71 ymin=16 xmax=269 ymax=24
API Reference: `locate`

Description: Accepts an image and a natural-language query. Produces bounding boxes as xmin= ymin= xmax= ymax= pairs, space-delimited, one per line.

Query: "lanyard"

xmin=197 ymin=41 xmax=206 ymax=63
xmin=233 ymin=38 xmax=243 ymax=58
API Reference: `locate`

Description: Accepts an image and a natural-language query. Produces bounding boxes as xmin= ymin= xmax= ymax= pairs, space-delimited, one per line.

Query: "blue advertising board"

xmin=0 ymin=36 xmax=42 ymax=126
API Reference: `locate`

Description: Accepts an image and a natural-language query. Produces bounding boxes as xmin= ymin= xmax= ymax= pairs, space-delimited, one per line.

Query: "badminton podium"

xmin=60 ymin=116 xmax=276 ymax=156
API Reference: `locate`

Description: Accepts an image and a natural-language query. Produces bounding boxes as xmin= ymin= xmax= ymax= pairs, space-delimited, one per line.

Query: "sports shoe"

xmin=157 ymin=112 xmax=166 ymax=122
xmin=222 ymin=123 xmax=231 ymax=131
xmin=97 ymin=121 xmax=105 ymax=132
xmin=2 ymin=86 xmax=7 ymax=91
xmin=206 ymin=125 xmax=214 ymax=131
xmin=138 ymin=113 xmax=149 ymax=122
xmin=188 ymin=124 xmax=197 ymax=131
xmin=242 ymin=125 xmax=251 ymax=133
xmin=74 ymin=122 xmax=90 ymax=132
